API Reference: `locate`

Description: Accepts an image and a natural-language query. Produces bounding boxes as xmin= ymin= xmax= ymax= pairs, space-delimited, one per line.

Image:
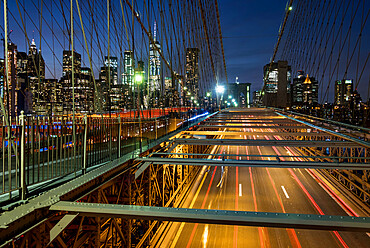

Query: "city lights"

xmin=216 ymin=85 xmax=225 ymax=94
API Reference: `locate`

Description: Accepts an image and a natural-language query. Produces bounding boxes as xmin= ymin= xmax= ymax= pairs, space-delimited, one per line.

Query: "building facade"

xmin=62 ymin=50 xmax=81 ymax=76
xmin=229 ymin=82 xmax=251 ymax=108
xmin=292 ymin=71 xmax=318 ymax=108
xmin=61 ymin=50 xmax=93 ymax=113
xmin=185 ymin=48 xmax=199 ymax=107
xmin=334 ymin=79 xmax=353 ymax=105
xmin=122 ymin=51 xmax=134 ymax=109
xmin=27 ymin=39 xmax=46 ymax=114
xmin=262 ymin=61 xmax=291 ymax=108
xmin=101 ymin=56 xmax=120 ymax=111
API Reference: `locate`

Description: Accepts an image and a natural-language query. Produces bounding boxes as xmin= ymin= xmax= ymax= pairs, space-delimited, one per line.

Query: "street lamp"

xmin=216 ymin=85 xmax=225 ymax=110
xmin=216 ymin=85 xmax=225 ymax=94
xmin=135 ymin=73 xmax=143 ymax=83
xmin=134 ymin=70 xmax=144 ymax=152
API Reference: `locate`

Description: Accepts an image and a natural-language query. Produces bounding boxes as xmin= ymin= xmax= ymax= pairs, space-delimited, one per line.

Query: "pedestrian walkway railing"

xmin=0 ymin=110 xmax=208 ymax=201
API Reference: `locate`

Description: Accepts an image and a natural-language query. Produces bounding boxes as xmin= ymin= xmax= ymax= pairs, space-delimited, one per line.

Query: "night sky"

xmin=2 ymin=0 xmax=368 ymax=102
xmin=219 ymin=0 xmax=288 ymax=94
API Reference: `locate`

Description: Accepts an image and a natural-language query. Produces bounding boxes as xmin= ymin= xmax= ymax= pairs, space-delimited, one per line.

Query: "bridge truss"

xmin=1 ymin=108 xmax=369 ymax=247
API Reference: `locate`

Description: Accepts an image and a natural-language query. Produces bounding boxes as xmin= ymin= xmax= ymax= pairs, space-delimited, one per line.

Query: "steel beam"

xmin=49 ymin=202 xmax=370 ymax=232
xmin=48 ymin=214 xmax=78 ymax=246
xmin=136 ymin=157 xmax=370 ymax=170
xmin=209 ymin=118 xmax=287 ymax=121
xmin=276 ymin=112 xmax=370 ymax=149
xmin=172 ymin=138 xmax=361 ymax=147
xmin=149 ymin=152 xmax=370 ymax=161
xmin=206 ymin=121 xmax=296 ymax=125
xmin=182 ymin=131 xmax=329 ymax=137
xmin=198 ymin=125 xmax=309 ymax=129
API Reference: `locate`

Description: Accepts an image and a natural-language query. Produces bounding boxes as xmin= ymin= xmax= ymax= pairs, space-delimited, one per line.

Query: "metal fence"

xmin=0 ymin=110 xmax=206 ymax=200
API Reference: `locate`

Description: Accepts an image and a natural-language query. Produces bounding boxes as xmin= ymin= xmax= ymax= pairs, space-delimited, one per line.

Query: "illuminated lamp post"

xmin=206 ymin=92 xmax=211 ymax=109
xmin=216 ymin=85 xmax=225 ymax=111
xmin=135 ymin=71 xmax=143 ymax=152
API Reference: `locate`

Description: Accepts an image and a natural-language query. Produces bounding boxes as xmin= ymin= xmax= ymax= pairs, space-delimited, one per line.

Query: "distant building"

xmin=61 ymin=73 xmax=94 ymax=113
xmin=81 ymin=67 xmax=92 ymax=76
xmin=229 ymin=82 xmax=251 ymax=107
xmin=292 ymin=71 xmax=318 ymax=107
xmin=100 ymin=56 xmax=120 ymax=111
xmin=27 ymin=39 xmax=46 ymax=114
xmin=62 ymin=50 xmax=81 ymax=76
xmin=149 ymin=22 xmax=161 ymax=93
xmin=17 ymin=51 xmax=28 ymax=74
xmin=335 ymin=79 xmax=353 ymax=105
xmin=163 ymin=73 xmax=180 ymax=107
xmin=263 ymin=61 xmax=291 ymax=108
xmin=302 ymin=74 xmax=318 ymax=106
xmin=185 ymin=48 xmax=199 ymax=106
xmin=253 ymin=90 xmax=262 ymax=107
xmin=122 ymin=50 xmax=134 ymax=109
xmin=16 ymin=51 xmax=31 ymax=113
xmin=4 ymin=42 xmax=18 ymax=117
xmin=61 ymin=51 xmax=93 ymax=113
xmin=45 ymin=78 xmax=63 ymax=114
xmin=292 ymin=70 xmax=304 ymax=106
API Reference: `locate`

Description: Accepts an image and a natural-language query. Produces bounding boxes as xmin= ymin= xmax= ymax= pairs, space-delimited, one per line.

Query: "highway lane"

xmin=167 ymin=115 xmax=369 ymax=247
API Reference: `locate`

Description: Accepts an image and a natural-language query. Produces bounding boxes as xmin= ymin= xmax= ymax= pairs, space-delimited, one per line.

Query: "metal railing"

xmin=0 ymin=110 xmax=208 ymax=200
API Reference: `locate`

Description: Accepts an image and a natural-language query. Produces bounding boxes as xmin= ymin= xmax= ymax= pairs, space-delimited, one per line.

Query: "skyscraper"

xmin=61 ymin=50 xmax=93 ymax=113
xmin=4 ymin=42 xmax=18 ymax=117
xmin=27 ymin=39 xmax=46 ymax=114
xmin=16 ymin=51 xmax=30 ymax=114
xmin=45 ymin=78 xmax=63 ymax=114
xmin=292 ymin=70 xmax=304 ymax=106
xmin=122 ymin=50 xmax=134 ymax=109
xmin=62 ymin=50 xmax=81 ymax=76
xmin=263 ymin=61 xmax=291 ymax=108
xmin=292 ymin=71 xmax=318 ymax=107
xmin=149 ymin=22 xmax=162 ymax=107
xmin=253 ymin=90 xmax=262 ymax=107
xmin=101 ymin=56 xmax=120 ymax=111
xmin=335 ymin=79 xmax=353 ymax=105
xmin=185 ymin=48 xmax=199 ymax=106
xmin=302 ymin=74 xmax=318 ymax=106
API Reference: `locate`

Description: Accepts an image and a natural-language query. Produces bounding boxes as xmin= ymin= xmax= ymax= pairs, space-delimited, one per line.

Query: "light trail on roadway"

xmin=166 ymin=110 xmax=369 ymax=248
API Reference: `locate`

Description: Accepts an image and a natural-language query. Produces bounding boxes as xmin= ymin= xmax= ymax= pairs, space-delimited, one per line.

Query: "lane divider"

xmin=281 ymin=186 xmax=289 ymax=199
xmin=271 ymin=134 xmax=350 ymax=248
xmin=260 ymin=131 xmax=301 ymax=248
xmin=170 ymin=142 xmax=223 ymax=248
xmin=185 ymin=166 xmax=218 ymax=248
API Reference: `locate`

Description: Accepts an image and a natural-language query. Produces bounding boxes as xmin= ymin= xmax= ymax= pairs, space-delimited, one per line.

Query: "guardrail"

xmin=0 ymin=110 xmax=209 ymax=201
xmin=273 ymin=108 xmax=370 ymax=136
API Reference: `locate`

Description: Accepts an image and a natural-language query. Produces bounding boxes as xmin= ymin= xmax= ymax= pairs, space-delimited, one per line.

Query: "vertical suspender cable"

xmin=71 ymin=0 xmax=76 ymax=174
xmin=215 ymin=0 xmax=228 ymax=87
xmin=3 ymin=0 xmax=12 ymax=199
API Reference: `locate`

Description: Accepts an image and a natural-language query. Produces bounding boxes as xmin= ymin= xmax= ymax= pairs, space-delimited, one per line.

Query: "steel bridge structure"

xmin=0 ymin=108 xmax=369 ymax=247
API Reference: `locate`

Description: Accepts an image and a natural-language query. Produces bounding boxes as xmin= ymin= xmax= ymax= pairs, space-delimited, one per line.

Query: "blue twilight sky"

xmin=218 ymin=0 xmax=288 ymax=93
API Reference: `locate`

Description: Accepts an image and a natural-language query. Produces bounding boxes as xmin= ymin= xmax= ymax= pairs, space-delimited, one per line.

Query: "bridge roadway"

xmin=164 ymin=111 xmax=369 ymax=247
